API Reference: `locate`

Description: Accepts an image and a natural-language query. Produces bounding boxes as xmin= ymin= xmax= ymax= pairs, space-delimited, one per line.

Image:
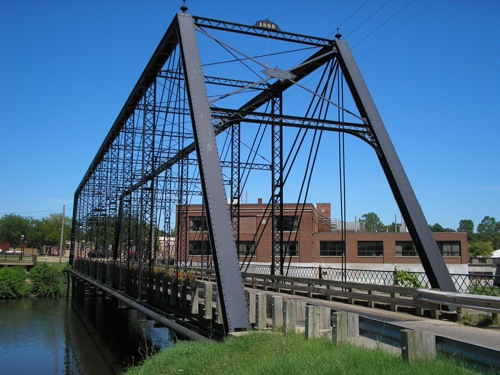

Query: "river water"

xmin=0 ymin=297 xmax=170 ymax=374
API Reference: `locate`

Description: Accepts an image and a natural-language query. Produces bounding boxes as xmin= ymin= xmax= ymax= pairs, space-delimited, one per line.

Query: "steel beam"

xmin=271 ymin=95 xmax=284 ymax=275
xmin=177 ymin=12 xmax=250 ymax=333
xmin=334 ymin=39 xmax=455 ymax=292
xmin=193 ymin=15 xmax=332 ymax=46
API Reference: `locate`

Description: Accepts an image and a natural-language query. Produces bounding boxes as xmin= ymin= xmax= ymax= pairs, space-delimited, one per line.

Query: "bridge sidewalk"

xmin=264 ymin=290 xmax=500 ymax=351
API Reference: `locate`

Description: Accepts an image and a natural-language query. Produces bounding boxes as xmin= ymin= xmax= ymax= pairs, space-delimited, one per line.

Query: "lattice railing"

xmin=242 ymin=264 xmax=500 ymax=296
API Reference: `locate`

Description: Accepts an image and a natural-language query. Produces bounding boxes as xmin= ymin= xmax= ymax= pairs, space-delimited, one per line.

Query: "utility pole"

xmin=59 ymin=205 xmax=65 ymax=263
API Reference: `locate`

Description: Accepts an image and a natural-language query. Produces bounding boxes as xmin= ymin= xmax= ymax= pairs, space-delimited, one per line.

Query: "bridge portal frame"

xmin=71 ymin=11 xmax=456 ymax=338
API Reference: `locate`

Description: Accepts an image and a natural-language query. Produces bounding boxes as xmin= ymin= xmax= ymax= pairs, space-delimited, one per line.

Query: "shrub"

xmin=393 ymin=267 xmax=421 ymax=288
xmin=0 ymin=266 xmax=30 ymax=298
xmin=30 ymin=263 xmax=67 ymax=297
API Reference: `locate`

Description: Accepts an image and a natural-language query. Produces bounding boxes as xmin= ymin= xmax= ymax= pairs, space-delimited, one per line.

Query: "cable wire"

xmin=352 ymin=0 xmax=416 ymax=49
xmin=357 ymin=0 xmax=436 ymax=59
xmin=344 ymin=0 xmax=392 ymax=39
xmin=334 ymin=0 xmax=372 ymax=34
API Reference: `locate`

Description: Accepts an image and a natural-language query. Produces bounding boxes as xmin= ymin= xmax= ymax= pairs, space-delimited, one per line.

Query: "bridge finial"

xmin=335 ymin=28 xmax=342 ymax=39
xmin=180 ymin=0 xmax=188 ymax=12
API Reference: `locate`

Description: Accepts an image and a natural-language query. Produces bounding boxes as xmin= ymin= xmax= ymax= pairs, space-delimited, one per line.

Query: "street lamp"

xmin=20 ymin=235 xmax=25 ymax=260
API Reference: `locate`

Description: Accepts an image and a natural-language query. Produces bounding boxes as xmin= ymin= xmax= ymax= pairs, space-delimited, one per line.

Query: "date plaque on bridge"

xmin=255 ymin=18 xmax=280 ymax=31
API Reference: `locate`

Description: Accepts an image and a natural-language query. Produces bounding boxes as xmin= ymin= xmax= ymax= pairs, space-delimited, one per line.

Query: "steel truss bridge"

xmin=70 ymin=11 xmax=456 ymax=336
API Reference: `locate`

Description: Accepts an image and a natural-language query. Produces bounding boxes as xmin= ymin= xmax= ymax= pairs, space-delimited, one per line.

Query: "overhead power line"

xmin=357 ymin=0 xmax=436 ymax=59
xmin=344 ymin=0 xmax=392 ymax=39
xmin=352 ymin=0 xmax=416 ymax=49
xmin=0 ymin=208 xmax=72 ymax=216
xmin=335 ymin=0 xmax=372 ymax=32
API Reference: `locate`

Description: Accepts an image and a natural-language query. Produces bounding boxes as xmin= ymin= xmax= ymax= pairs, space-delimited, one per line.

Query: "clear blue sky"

xmin=1 ymin=0 xmax=498 ymax=231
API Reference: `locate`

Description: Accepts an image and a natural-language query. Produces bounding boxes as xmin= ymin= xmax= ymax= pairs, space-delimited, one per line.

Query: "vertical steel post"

xmin=271 ymin=94 xmax=284 ymax=275
xmin=231 ymin=123 xmax=241 ymax=258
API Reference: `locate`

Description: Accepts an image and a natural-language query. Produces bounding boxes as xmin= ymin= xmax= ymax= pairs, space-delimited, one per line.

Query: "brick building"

xmin=177 ymin=200 xmax=468 ymax=274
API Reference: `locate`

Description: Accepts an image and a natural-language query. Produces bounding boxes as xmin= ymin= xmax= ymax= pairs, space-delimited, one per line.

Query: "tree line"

xmin=1 ymin=211 xmax=498 ymax=257
xmin=359 ymin=212 xmax=500 ymax=257
xmin=0 ymin=213 xmax=71 ymax=250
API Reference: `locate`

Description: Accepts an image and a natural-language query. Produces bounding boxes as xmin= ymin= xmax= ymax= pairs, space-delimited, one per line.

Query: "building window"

xmin=275 ymin=241 xmax=298 ymax=257
xmin=276 ymin=217 xmax=299 ymax=231
xmin=189 ymin=240 xmax=211 ymax=255
xmin=357 ymin=241 xmax=383 ymax=256
xmin=320 ymin=241 xmax=344 ymax=256
xmin=395 ymin=241 xmax=417 ymax=257
xmin=189 ymin=217 xmax=208 ymax=232
xmin=237 ymin=241 xmax=255 ymax=257
xmin=437 ymin=241 xmax=461 ymax=257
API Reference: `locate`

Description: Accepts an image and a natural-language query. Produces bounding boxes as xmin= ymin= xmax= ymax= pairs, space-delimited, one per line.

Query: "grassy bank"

xmin=125 ymin=331 xmax=481 ymax=375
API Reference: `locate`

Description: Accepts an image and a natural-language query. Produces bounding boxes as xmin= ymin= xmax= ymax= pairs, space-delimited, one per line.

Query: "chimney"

xmin=316 ymin=203 xmax=331 ymax=220
xmin=316 ymin=203 xmax=331 ymax=232
xmin=257 ymin=198 xmax=262 ymax=205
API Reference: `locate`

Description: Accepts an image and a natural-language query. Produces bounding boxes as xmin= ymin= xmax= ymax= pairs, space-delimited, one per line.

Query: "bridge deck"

xmin=276 ymin=290 xmax=500 ymax=352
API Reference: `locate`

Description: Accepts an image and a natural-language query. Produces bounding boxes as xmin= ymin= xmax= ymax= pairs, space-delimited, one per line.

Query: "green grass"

xmin=125 ymin=332 xmax=481 ymax=375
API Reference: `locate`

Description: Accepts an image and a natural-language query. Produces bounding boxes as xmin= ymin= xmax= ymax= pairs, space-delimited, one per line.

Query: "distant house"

xmin=157 ymin=236 xmax=176 ymax=263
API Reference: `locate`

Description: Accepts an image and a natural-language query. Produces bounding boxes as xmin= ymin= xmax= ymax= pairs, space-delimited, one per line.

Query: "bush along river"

xmin=0 ymin=270 xmax=171 ymax=374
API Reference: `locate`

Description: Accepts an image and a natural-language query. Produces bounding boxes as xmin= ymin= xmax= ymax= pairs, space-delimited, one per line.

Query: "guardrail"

xmin=358 ymin=316 xmax=500 ymax=371
xmin=415 ymin=288 xmax=500 ymax=314
xmin=193 ymin=267 xmax=500 ymax=317
xmin=72 ymin=260 xmax=500 ymax=319
xmin=240 ymin=272 xmax=444 ymax=316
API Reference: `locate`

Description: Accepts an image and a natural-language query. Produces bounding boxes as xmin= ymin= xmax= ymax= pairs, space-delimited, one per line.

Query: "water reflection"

xmin=0 ymin=297 xmax=171 ymax=374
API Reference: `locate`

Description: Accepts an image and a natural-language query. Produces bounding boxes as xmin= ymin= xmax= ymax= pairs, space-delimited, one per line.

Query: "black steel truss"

xmin=71 ymin=11 xmax=456 ymax=337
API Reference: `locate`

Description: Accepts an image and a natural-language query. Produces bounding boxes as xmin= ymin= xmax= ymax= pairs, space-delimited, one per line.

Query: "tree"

xmin=468 ymin=241 xmax=494 ymax=258
xmin=477 ymin=216 xmax=498 ymax=242
xmin=0 ymin=213 xmax=71 ymax=251
xmin=0 ymin=214 xmax=32 ymax=248
xmin=429 ymin=223 xmax=455 ymax=232
xmin=29 ymin=218 xmax=46 ymax=249
xmin=494 ymin=236 xmax=500 ymax=250
xmin=458 ymin=219 xmax=474 ymax=240
xmin=39 ymin=213 xmax=72 ymax=247
xmin=384 ymin=222 xmax=401 ymax=233
xmin=360 ymin=212 xmax=385 ymax=232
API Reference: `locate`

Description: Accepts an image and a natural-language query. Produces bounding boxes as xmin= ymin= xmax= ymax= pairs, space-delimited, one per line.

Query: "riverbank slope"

xmin=125 ymin=332 xmax=484 ymax=375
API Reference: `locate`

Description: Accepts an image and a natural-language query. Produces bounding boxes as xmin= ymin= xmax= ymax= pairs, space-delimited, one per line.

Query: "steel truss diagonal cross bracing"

xmin=70 ymin=12 xmax=456 ymax=336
